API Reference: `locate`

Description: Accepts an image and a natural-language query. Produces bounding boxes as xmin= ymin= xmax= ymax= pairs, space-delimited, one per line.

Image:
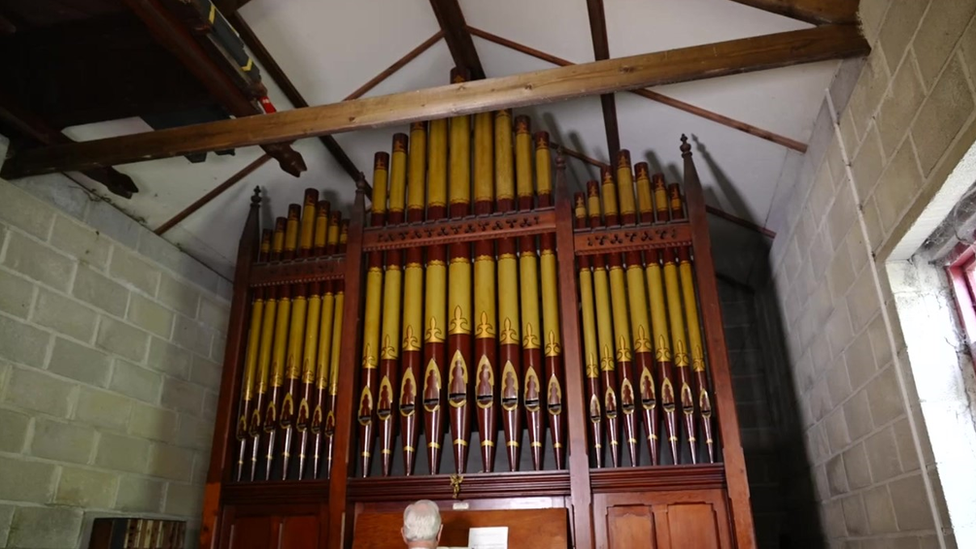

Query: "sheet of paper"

xmin=468 ymin=526 xmax=508 ymax=549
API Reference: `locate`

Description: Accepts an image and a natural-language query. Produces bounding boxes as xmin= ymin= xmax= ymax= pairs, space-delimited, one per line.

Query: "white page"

xmin=467 ymin=526 xmax=508 ymax=549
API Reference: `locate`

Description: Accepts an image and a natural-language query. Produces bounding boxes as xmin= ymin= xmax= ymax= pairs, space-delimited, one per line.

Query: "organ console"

xmin=203 ymin=73 xmax=756 ymax=549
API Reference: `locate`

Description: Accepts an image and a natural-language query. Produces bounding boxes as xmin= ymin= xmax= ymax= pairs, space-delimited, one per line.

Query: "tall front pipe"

xmin=588 ymin=182 xmax=620 ymax=467
xmin=575 ymin=194 xmax=603 ymax=468
xmin=495 ymin=109 xmax=521 ymax=470
xmin=250 ymin=220 xmax=284 ymax=479
xmin=448 ymin=68 xmax=473 ymax=474
xmin=377 ymin=134 xmax=408 ymax=476
xmin=424 ymin=118 xmax=448 ymax=474
xmin=298 ymin=201 xmax=329 ymax=479
xmin=603 ymin=171 xmax=639 ymax=466
xmin=473 ymin=110 xmax=498 ymax=471
xmin=540 ymin=231 xmax=565 ymax=469
xmin=519 ymin=235 xmax=545 ymax=470
xmin=400 ymin=123 xmax=426 ymax=475
xmin=357 ymin=155 xmax=388 ymax=476
xmin=235 ymin=231 xmax=269 ymax=481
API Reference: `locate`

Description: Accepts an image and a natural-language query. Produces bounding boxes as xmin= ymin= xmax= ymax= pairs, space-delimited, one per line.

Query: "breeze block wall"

xmin=0 ymin=176 xmax=231 ymax=549
xmin=763 ymin=1 xmax=976 ymax=547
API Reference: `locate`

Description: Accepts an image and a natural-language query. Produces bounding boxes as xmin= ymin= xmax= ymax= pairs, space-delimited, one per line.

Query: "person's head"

xmin=402 ymin=500 xmax=442 ymax=548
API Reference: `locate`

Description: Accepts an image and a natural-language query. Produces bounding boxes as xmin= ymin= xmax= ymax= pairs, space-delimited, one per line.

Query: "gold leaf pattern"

xmin=449 ymin=306 xmax=469 ymax=335
xmin=402 ymin=325 xmax=420 ymax=351
xmin=655 ymin=334 xmax=673 ymax=362
xmin=474 ymin=311 xmax=495 ymax=339
xmin=615 ymin=336 xmax=632 ymax=362
xmin=545 ymin=330 xmax=562 ymax=357
xmin=380 ymin=334 xmax=397 ymax=360
xmin=498 ymin=318 xmax=519 ymax=344
xmin=633 ymin=325 xmax=652 ymax=353
xmin=673 ymin=339 xmax=689 ymax=367
xmin=425 ymin=317 xmax=444 ymax=343
xmin=522 ymin=323 xmax=539 ymax=349
xmin=361 ymin=343 xmax=377 ymax=369
xmin=600 ymin=345 xmax=615 ymax=372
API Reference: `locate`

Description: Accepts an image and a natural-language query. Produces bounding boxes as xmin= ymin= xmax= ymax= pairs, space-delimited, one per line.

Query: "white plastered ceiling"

xmin=58 ymin=0 xmax=842 ymax=279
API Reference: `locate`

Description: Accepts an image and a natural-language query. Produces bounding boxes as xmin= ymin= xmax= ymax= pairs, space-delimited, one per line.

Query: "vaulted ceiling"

xmin=1 ymin=0 xmax=863 ymax=278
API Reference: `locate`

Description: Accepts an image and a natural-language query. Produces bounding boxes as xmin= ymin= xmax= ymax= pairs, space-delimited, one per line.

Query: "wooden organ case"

xmin=201 ymin=97 xmax=756 ymax=549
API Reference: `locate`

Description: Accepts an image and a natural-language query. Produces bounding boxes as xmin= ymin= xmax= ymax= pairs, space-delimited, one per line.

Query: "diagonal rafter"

xmin=429 ymin=0 xmax=485 ymax=79
xmin=584 ymin=0 xmax=621 ymax=158
xmin=124 ymin=0 xmax=306 ymax=177
xmin=0 ymin=25 xmax=868 ymax=177
xmin=467 ymin=25 xmax=807 ymax=153
xmin=729 ymin=0 xmax=858 ymax=25
xmin=225 ymin=11 xmax=363 ymax=183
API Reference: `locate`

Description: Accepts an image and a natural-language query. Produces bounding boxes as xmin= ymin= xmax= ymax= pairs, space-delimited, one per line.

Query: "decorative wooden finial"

xmin=680 ymin=134 xmax=691 ymax=155
xmin=356 ymin=174 xmax=370 ymax=194
xmin=251 ymin=186 xmax=262 ymax=205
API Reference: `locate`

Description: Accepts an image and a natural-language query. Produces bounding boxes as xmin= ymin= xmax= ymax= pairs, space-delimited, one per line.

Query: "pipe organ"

xmin=204 ymin=79 xmax=756 ymax=549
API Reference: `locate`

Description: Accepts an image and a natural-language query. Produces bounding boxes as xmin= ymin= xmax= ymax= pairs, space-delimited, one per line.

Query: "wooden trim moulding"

xmin=1 ymin=25 xmax=868 ymax=177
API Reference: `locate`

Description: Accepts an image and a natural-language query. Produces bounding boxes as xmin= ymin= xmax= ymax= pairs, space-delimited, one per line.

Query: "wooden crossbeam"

xmin=225 ymin=12 xmax=363 ymax=183
xmin=467 ymin=25 xmax=808 ymax=152
xmin=584 ymin=0 xmax=621 ymax=158
xmin=0 ymin=25 xmax=868 ymax=178
xmin=0 ymin=91 xmax=139 ymax=198
xmin=123 ymin=0 xmax=306 ymax=177
xmin=730 ymin=0 xmax=858 ymax=25
xmin=429 ymin=0 xmax=485 ymax=79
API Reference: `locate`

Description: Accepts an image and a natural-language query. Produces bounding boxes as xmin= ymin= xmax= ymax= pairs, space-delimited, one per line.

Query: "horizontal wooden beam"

xmin=0 ymin=25 xmax=867 ymax=177
xmin=225 ymin=11 xmax=362 ymax=182
xmin=729 ymin=0 xmax=858 ymax=25
xmin=467 ymin=25 xmax=807 ymax=152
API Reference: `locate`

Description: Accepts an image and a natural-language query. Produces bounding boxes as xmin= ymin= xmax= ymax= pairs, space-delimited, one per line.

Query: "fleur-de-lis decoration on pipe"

xmin=475 ymin=312 xmax=494 ymax=338
xmin=425 ymin=317 xmax=444 ymax=343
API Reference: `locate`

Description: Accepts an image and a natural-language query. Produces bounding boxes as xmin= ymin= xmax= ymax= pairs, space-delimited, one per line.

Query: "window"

xmin=946 ymin=242 xmax=976 ymax=356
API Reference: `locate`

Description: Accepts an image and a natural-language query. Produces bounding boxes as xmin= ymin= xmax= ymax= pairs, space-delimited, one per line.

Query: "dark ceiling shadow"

xmin=542 ymin=111 xmax=596 ymax=194
xmin=691 ymin=134 xmax=753 ymax=223
xmin=641 ymin=149 xmax=681 ymax=184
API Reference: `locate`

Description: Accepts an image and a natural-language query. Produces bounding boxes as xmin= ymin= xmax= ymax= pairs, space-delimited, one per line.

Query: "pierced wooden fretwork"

xmin=249 ymin=256 xmax=346 ymax=288
xmin=363 ymin=209 xmax=556 ymax=251
xmin=573 ymin=223 xmax=692 ymax=256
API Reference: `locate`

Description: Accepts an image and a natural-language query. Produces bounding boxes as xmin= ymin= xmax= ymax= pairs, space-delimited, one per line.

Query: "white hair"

xmin=402 ymin=500 xmax=441 ymax=542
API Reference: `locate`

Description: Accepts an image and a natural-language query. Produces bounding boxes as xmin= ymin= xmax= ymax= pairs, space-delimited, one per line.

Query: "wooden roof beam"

xmin=0 ymin=25 xmax=868 ymax=177
xmin=585 ymin=0 xmax=621 ymax=158
xmin=225 ymin=12 xmax=364 ymax=183
xmin=0 ymin=91 xmax=138 ymax=198
xmin=123 ymin=0 xmax=306 ymax=177
xmin=467 ymin=25 xmax=807 ymax=153
xmin=429 ymin=0 xmax=485 ymax=79
xmin=729 ymin=0 xmax=858 ymax=25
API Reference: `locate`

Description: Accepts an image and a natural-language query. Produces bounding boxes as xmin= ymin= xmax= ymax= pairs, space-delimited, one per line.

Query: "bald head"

xmin=402 ymin=500 xmax=442 ymax=547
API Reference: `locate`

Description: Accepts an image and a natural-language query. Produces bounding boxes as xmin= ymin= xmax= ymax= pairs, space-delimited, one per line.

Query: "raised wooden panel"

xmin=279 ymin=515 xmax=321 ymax=549
xmin=219 ymin=504 xmax=326 ymax=549
xmin=667 ymin=503 xmax=721 ymax=549
xmin=594 ymin=489 xmax=733 ymax=549
xmin=606 ymin=505 xmax=656 ymax=549
xmin=352 ymin=507 xmax=569 ymax=549
xmin=225 ymin=515 xmax=273 ymax=549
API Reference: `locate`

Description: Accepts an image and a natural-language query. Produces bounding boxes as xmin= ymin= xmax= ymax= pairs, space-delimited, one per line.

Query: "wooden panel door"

xmin=594 ymin=490 xmax=733 ymax=549
xmin=219 ymin=503 xmax=326 ymax=549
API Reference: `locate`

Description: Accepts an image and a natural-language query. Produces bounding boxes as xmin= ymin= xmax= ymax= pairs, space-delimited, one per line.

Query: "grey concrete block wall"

xmin=763 ymin=1 xmax=976 ymax=547
xmin=0 ymin=177 xmax=230 ymax=549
